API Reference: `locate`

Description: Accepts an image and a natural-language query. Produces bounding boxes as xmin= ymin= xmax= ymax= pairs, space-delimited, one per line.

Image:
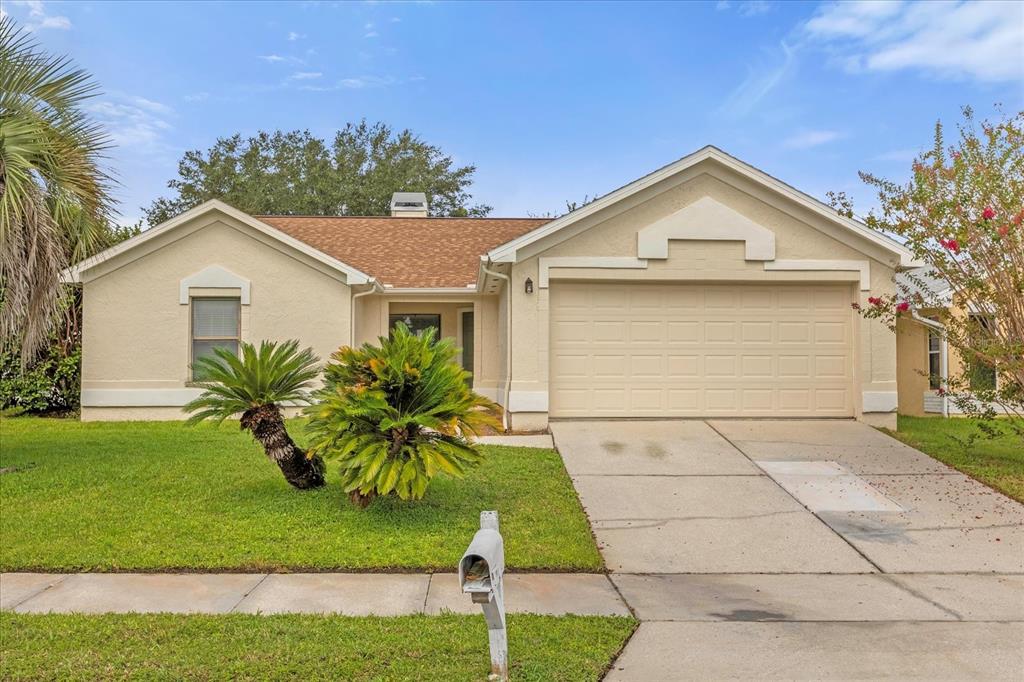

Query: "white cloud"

xmin=716 ymin=1 xmax=775 ymax=17
xmin=298 ymin=75 xmax=398 ymax=91
xmin=290 ymin=71 xmax=322 ymax=80
xmin=720 ymin=41 xmax=796 ymax=117
xmin=183 ymin=92 xmax=209 ymax=102
xmin=804 ymin=1 xmax=1024 ymax=83
xmin=9 ymin=0 xmax=71 ymax=30
xmin=738 ymin=1 xmax=774 ymax=17
xmin=364 ymin=30 xmax=379 ymax=38
xmin=782 ymin=130 xmax=844 ymax=148
xmin=85 ymin=94 xmax=174 ymax=153
xmin=390 ymin=17 xmax=401 ymax=23
xmin=287 ymin=31 xmax=305 ymax=41
xmin=258 ymin=53 xmax=305 ymax=65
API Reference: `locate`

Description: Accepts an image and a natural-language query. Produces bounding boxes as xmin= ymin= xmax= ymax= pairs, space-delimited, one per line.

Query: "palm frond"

xmin=183 ymin=339 xmax=321 ymax=423
xmin=306 ymin=322 xmax=499 ymax=503
xmin=0 ymin=16 xmax=115 ymax=360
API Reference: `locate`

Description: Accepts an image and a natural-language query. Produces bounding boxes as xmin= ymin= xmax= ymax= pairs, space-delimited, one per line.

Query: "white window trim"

xmin=180 ymin=265 xmax=251 ymax=304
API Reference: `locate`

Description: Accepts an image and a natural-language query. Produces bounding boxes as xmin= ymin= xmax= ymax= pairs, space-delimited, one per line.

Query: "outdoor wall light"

xmin=524 ymin=277 xmax=534 ymax=294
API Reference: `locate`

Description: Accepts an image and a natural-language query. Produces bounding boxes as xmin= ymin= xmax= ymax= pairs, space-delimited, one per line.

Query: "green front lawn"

xmin=0 ymin=612 xmax=636 ymax=681
xmin=0 ymin=417 xmax=602 ymax=571
xmin=886 ymin=415 xmax=1024 ymax=502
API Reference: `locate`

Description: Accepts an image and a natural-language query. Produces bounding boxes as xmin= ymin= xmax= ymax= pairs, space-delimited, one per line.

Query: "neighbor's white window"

xmin=191 ymin=298 xmax=240 ymax=380
xmin=927 ymin=329 xmax=941 ymax=390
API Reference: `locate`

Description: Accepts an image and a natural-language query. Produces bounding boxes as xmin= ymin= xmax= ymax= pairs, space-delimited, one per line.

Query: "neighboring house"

xmin=65 ymin=146 xmax=919 ymax=428
xmin=896 ymin=270 xmax=1001 ymax=417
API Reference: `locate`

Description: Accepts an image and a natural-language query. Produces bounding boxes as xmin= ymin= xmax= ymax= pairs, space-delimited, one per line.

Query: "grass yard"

xmin=0 ymin=417 xmax=602 ymax=572
xmin=0 ymin=612 xmax=636 ymax=681
xmin=886 ymin=415 xmax=1024 ymax=503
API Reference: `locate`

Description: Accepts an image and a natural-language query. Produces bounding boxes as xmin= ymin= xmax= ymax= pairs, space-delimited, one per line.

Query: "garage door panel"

xmin=550 ymin=283 xmax=854 ymax=418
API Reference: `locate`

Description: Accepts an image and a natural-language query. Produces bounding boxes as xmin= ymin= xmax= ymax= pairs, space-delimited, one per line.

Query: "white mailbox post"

xmin=459 ymin=510 xmax=508 ymax=681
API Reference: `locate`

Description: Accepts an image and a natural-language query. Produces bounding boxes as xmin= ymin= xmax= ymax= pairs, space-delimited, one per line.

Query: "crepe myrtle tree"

xmin=851 ymin=106 xmax=1023 ymax=440
xmin=184 ymin=340 xmax=326 ymax=489
xmin=305 ymin=323 xmax=498 ymax=508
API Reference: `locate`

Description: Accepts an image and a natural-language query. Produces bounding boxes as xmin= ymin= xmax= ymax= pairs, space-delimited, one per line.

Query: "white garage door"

xmin=549 ymin=282 xmax=855 ymax=418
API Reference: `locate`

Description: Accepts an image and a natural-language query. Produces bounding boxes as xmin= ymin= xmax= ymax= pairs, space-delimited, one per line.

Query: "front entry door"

xmin=460 ymin=310 xmax=474 ymax=377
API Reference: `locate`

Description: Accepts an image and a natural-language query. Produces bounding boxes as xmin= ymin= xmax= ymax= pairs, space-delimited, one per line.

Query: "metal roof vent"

xmin=390 ymin=192 xmax=428 ymax=217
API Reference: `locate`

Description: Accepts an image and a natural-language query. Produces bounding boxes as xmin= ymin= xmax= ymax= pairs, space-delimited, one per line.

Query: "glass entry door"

xmin=389 ymin=314 xmax=440 ymax=337
xmin=460 ymin=310 xmax=474 ymax=376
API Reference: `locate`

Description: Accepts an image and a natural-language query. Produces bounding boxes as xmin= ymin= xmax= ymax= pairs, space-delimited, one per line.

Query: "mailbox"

xmin=460 ymin=510 xmax=508 ymax=681
xmin=459 ymin=512 xmax=504 ymax=603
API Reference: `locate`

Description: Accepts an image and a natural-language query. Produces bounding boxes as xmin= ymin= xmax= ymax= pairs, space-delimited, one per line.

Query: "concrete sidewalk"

xmin=0 ymin=571 xmax=629 ymax=617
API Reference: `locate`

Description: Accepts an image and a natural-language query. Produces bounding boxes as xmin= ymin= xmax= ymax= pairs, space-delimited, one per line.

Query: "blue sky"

xmin=5 ymin=0 xmax=1023 ymax=225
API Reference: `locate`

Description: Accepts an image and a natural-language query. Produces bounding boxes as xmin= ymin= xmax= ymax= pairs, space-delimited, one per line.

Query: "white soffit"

xmin=487 ymin=146 xmax=918 ymax=267
xmin=636 ymin=196 xmax=775 ymax=260
xmin=61 ymin=199 xmax=372 ymax=285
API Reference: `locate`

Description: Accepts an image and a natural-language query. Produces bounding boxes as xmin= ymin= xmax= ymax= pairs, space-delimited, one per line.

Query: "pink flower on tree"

xmin=982 ymin=206 xmax=996 ymax=220
xmin=896 ymin=301 xmax=910 ymax=313
xmin=867 ymin=296 xmax=882 ymax=306
xmin=939 ymin=238 xmax=960 ymax=253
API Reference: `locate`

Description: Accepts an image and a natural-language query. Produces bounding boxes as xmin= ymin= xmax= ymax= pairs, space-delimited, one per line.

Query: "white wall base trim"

xmin=637 ymin=196 xmax=776 ymax=261
xmin=179 ymin=265 xmax=251 ymax=304
xmin=538 ymin=257 xmax=648 ymax=288
xmin=764 ymin=259 xmax=871 ymax=291
xmin=82 ymin=388 xmax=205 ymax=407
xmin=507 ymin=390 xmax=549 ymax=412
xmin=862 ymin=390 xmax=898 ymax=412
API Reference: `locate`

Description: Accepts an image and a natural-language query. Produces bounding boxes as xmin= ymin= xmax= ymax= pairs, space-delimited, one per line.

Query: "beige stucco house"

xmin=895 ymin=272 xmax=1002 ymax=418
xmin=67 ymin=146 xmax=920 ymax=429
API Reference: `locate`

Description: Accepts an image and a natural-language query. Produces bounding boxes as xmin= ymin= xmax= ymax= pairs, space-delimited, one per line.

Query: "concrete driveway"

xmin=550 ymin=419 xmax=1024 ymax=680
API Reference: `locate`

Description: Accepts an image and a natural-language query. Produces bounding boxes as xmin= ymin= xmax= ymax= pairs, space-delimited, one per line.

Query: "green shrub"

xmin=305 ymin=323 xmax=498 ymax=507
xmin=0 ymin=344 xmax=80 ymax=413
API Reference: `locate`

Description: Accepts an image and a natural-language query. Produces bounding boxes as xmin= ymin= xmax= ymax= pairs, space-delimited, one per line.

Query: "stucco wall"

xmin=81 ymin=214 xmax=352 ymax=420
xmin=353 ymin=294 xmax=503 ymax=397
xmin=896 ymin=316 xmax=929 ymax=416
xmin=502 ymin=166 xmax=900 ymax=429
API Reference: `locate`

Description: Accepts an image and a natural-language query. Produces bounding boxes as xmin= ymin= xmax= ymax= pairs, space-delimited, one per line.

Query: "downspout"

xmin=480 ymin=261 xmax=512 ymax=432
xmin=911 ymin=311 xmax=949 ymax=418
xmin=351 ymin=279 xmax=384 ymax=347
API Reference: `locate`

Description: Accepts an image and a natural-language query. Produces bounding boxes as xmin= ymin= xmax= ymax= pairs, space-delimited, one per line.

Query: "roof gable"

xmin=487 ymin=146 xmax=920 ymax=268
xmin=63 ymin=200 xmax=373 ymax=285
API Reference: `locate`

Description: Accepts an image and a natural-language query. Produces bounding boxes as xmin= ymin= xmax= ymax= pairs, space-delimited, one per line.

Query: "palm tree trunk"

xmin=240 ymin=404 xmax=325 ymax=489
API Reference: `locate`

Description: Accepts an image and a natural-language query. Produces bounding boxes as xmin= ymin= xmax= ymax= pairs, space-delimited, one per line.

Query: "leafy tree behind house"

xmin=144 ymin=121 xmax=492 ymax=225
xmin=853 ymin=107 xmax=1023 ymax=438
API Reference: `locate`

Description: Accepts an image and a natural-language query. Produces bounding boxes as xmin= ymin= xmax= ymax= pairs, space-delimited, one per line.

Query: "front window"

xmin=191 ymin=298 xmax=240 ymax=380
xmin=966 ymin=314 xmax=997 ymax=391
xmin=927 ymin=330 xmax=942 ymax=389
xmin=389 ymin=313 xmax=440 ymax=337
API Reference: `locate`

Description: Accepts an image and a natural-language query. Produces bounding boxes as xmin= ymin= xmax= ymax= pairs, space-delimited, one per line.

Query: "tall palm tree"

xmin=0 ymin=16 xmax=114 ymax=361
xmin=184 ymin=340 xmax=327 ymax=490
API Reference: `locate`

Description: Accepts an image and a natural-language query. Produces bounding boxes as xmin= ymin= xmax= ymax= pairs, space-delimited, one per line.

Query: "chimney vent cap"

xmin=390 ymin=192 xmax=428 ymax=216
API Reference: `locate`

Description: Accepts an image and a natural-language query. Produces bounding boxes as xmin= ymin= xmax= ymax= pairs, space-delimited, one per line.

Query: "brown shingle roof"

xmin=257 ymin=215 xmax=550 ymax=288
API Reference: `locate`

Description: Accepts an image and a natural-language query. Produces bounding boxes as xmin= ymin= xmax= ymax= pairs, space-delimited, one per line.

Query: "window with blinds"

xmin=191 ymin=298 xmax=240 ymax=380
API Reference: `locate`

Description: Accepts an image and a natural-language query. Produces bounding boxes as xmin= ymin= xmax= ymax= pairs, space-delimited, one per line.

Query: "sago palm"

xmin=306 ymin=322 xmax=498 ymax=508
xmin=0 ymin=17 xmax=114 ymax=360
xmin=184 ymin=339 xmax=326 ymax=490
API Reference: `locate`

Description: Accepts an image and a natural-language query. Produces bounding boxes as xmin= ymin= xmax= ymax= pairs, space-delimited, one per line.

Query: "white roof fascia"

xmin=487 ymin=146 xmax=921 ymax=268
xmin=61 ymin=199 xmax=372 ymax=285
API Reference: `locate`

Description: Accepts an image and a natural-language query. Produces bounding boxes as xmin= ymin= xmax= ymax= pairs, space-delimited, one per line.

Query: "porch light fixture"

xmin=524 ymin=277 xmax=534 ymax=294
